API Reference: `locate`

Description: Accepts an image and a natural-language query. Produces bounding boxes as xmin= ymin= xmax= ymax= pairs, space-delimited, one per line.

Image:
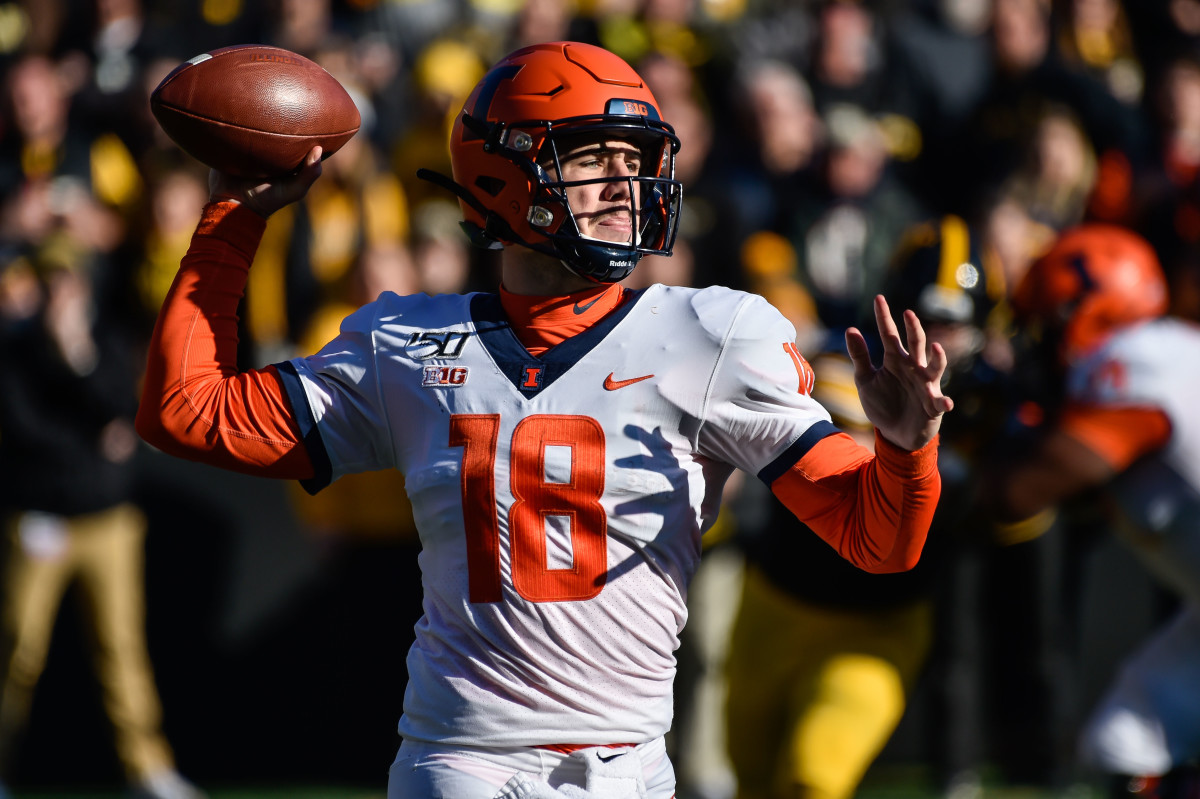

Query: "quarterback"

xmin=137 ymin=42 xmax=949 ymax=799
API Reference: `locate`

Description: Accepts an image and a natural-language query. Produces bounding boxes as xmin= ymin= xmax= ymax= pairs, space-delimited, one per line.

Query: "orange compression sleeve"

xmin=136 ymin=201 xmax=315 ymax=479
xmin=769 ymin=431 xmax=941 ymax=573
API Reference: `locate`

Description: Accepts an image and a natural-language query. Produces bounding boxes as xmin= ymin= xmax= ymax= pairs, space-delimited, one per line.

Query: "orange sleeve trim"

xmin=770 ymin=431 xmax=941 ymax=573
xmin=1059 ymin=404 xmax=1171 ymax=472
xmin=136 ymin=201 xmax=315 ymax=479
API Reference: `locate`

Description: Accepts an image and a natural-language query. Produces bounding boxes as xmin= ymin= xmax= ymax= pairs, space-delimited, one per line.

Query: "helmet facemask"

xmin=523 ymin=122 xmax=682 ymax=282
xmin=433 ymin=41 xmax=686 ymax=284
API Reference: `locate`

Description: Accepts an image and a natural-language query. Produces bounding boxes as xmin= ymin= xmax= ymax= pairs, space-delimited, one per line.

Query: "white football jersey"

xmin=277 ymin=283 xmax=836 ymax=746
xmin=1067 ymin=317 xmax=1200 ymax=605
xmin=1068 ymin=318 xmax=1200 ymax=775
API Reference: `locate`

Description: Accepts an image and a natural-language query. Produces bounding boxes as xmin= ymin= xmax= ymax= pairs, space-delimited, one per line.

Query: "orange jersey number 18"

xmin=451 ymin=414 xmax=608 ymax=604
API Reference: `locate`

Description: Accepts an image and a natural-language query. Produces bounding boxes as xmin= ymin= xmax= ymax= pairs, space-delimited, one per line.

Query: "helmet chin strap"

xmin=556 ymin=241 xmax=642 ymax=284
xmin=547 ymin=175 xmax=646 ymax=282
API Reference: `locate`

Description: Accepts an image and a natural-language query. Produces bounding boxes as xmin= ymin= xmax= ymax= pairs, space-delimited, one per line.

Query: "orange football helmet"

xmin=419 ymin=41 xmax=682 ymax=283
xmin=1012 ymin=224 xmax=1168 ymax=362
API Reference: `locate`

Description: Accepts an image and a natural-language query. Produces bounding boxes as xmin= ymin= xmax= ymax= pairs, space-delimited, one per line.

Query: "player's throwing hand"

xmin=207 ymin=145 xmax=324 ymax=219
xmin=845 ymin=294 xmax=954 ymax=452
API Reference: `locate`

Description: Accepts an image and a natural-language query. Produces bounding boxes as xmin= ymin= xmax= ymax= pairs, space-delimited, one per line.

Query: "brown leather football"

xmin=150 ymin=44 xmax=361 ymax=178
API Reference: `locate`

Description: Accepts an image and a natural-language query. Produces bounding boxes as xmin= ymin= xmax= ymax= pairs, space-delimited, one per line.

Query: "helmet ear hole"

xmin=474 ymin=176 xmax=505 ymax=197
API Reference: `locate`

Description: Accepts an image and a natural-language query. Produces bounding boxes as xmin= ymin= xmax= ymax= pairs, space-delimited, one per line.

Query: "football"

xmin=150 ymin=44 xmax=361 ymax=179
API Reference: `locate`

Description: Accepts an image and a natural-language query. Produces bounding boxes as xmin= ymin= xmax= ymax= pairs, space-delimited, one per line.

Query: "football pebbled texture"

xmin=151 ymin=44 xmax=361 ymax=179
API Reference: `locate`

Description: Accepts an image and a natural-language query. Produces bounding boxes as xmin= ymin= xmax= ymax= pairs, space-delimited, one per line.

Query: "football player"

xmin=725 ymin=215 xmax=1008 ymax=799
xmin=136 ymin=42 xmax=951 ymax=798
xmin=987 ymin=224 xmax=1200 ymax=799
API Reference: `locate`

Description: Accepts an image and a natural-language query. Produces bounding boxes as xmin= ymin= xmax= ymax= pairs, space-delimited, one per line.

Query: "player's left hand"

xmin=845 ymin=294 xmax=954 ymax=451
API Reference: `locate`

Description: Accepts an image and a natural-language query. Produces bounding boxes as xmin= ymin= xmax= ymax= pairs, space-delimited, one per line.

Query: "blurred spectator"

xmin=1053 ymin=0 xmax=1144 ymax=107
xmin=980 ymin=193 xmax=1058 ymax=300
xmin=360 ymin=0 xmax=464 ymax=63
xmin=127 ymin=158 xmax=209 ymax=328
xmin=807 ymin=1 xmax=924 ymax=171
xmin=264 ymin=0 xmax=338 ymax=57
xmin=139 ymin=0 xmax=264 ymax=60
xmin=926 ymin=0 xmax=1148 ymax=223
xmin=504 ymin=0 xmax=580 ymax=52
xmin=410 ymin=197 xmax=474 ymax=294
xmin=69 ymin=0 xmax=205 ymax=162
xmin=593 ymin=0 xmax=716 ymax=69
xmin=887 ymin=0 xmax=992 ymax=125
xmin=1138 ymin=54 xmax=1200 ymax=322
xmin=1121 ymin=1 xmax=1200 ymax=92
xmin=809 ymin=0 xmax=913 ymax=117
xmin=395 ymin=37 xmax=486 ymax=208
xmin=707 ymin=57 xmax=822 ymax=289
xmin=0 ymin=53 xmax=138 ymax=258
xmin=885 ymin=0 xmax=993 ymax=205
xmin=0 ymin=239 xmax=204 ymax=799
xmin=0 ymin=0 xmax=68 ymax=57
xmin=995 ymin=104 xmax=1099 ymax=232
xmin=345 ymin=28 xmax=409 ymax=154
xmin=785 ymin=102 xmax=926 ymax=334
xmin=723 ymin=0 xmax=814 ymax=68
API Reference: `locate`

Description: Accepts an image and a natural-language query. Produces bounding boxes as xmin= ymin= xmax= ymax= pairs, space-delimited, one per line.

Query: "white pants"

xmin=387 ymin=736 xmax=675 ymax=798
xmin=1079 ymin=603 xmax=1200 ymax=775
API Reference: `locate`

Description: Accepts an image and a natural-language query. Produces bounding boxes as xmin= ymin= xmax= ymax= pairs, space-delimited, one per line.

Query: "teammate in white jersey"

xmin=991 ymin=224 xmax=1200 ymax=799
xmin=136 ymin=42 xmax=951 ymax=798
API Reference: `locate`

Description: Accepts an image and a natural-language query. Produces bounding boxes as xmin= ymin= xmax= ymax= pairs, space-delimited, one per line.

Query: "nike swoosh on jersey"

xmin=573 ymin=296 xmax=602 ymax=314
xmin=603 ymin=372 xmax=654 ymax=390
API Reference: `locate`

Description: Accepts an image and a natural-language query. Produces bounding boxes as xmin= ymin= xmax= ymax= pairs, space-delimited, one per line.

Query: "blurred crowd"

xmin=2 ymin=0 xmax=1200 ymax=796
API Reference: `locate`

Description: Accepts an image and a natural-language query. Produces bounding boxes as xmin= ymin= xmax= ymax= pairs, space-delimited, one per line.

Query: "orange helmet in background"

xmin=1012 ymin=224 xmax=1168 ymax=362
xmin=421 ymin=41 xmax=682 ymax=283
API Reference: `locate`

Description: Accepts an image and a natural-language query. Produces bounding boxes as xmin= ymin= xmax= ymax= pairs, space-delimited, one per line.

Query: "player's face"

xmin=550 ymin=137 xmax=644 ymax=245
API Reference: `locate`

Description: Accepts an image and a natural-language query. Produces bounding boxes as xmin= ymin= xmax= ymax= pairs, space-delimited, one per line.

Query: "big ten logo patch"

xmin=623 ymin=101 xmax=649 ymax=116
xmin=423 ymin=366 xmax=469 ymax=387
xmin=407 ymin=331 xmax=471 ymax=360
